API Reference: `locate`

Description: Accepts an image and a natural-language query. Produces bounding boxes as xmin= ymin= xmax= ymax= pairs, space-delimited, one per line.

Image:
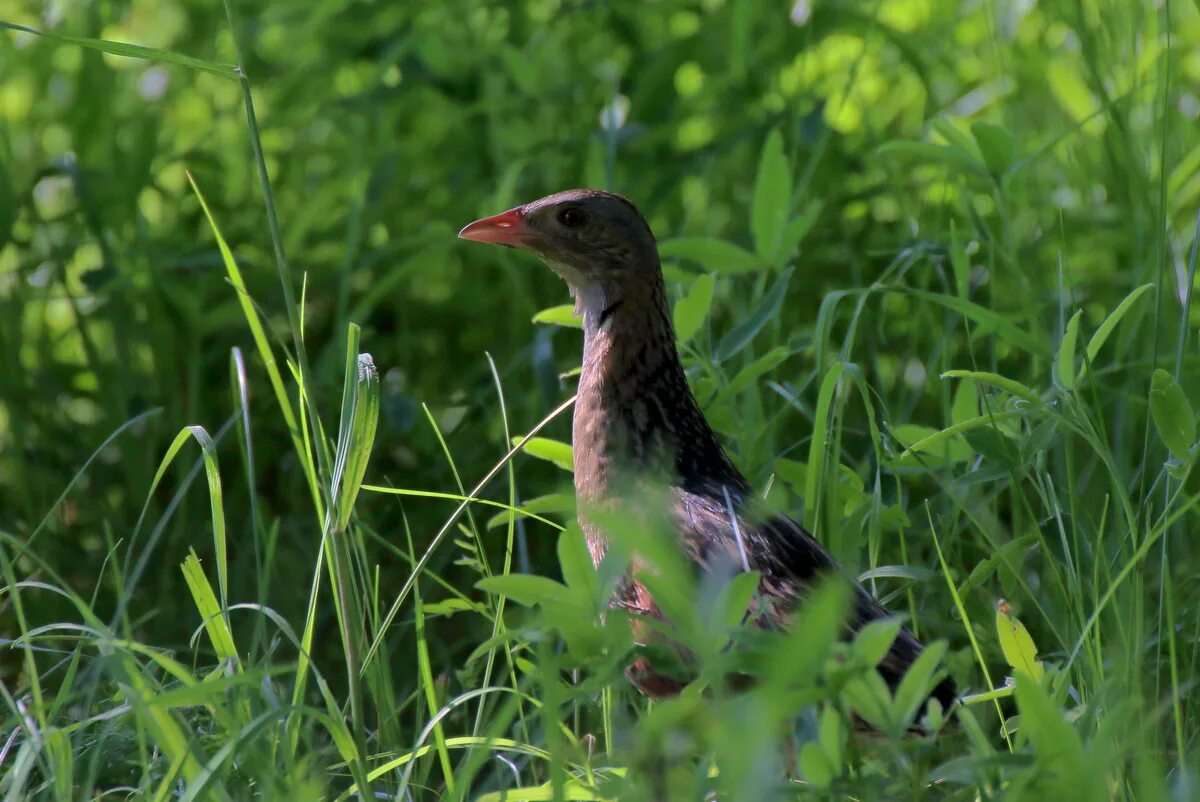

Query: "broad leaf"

xmin=476 ymin=574 xmax=572 ymax=608
xmin=970 ymin=121 xmax=1015 ymax=176
xmin=512 ymin=436 xmax=574 ymax=471
xmin=852 ymin=618 xmax=901 ymax=668
xmin=995 ymin=599 xmax=1044 ymax=681
xmin=1149 ymin=369 xmax=1196 ymax=462
xmin=752 ymin=128 xmax=792 ymax=261
xmin=892 ymin=423 xmax=973 ymax=463
xmin=532 ymin=304 xmax=582 ymax=329
xmin=798 ymin=742 xmax=834 ymax=788
xmin=674 ymin=273 xmax=715 ymax=343
xmin=556 ymin=528 xmax=597 ymax=602
xmin=1080 ymin=283 xmax=1154 ymax=379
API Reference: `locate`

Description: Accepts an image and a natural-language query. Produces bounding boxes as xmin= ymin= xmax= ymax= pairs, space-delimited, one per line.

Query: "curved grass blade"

xmin=1 ymin=21 xmax=238 ymax=78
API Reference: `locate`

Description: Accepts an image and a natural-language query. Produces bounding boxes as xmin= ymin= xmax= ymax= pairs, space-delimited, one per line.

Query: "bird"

xmin=459 ymin=188 xmax=956 ymax=718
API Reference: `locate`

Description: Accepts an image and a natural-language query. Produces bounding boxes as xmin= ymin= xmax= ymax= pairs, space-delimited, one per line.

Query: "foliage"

xmin=2 ymin=0 xmax=1200 ymax=798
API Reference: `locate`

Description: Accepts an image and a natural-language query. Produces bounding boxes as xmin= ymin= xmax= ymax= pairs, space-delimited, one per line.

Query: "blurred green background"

xmin=3 ymin=0 xmax=1200 ymax=797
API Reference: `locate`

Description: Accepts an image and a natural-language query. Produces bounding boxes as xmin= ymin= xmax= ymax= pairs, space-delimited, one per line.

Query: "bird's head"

xmin=459 ymin=189 xmax=661 ymax=318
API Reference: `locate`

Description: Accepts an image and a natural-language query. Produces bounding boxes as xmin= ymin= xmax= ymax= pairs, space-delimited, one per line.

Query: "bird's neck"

xmin=571 ymin=275 xmax=748 ymax=512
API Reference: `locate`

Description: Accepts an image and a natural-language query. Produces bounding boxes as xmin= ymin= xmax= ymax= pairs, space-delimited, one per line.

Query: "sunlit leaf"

xmin=476 ymin=574 xmax=572 ymax=608
xmin=532 ymin=304 xmax=582 ymax=329
xmin=798 ymin=742 xmax=834 ymax=787
xmin=995 ymin=599 xmax=1044 ymax=682
xmin=674 ymin=273 xmax=715 ymax=343
xmin=512 ymin=436 xmax=574 ymax=471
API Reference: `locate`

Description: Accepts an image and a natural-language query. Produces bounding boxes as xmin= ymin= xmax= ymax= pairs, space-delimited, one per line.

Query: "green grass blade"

xmin=0 ymin=21 xmax=238 ymax=78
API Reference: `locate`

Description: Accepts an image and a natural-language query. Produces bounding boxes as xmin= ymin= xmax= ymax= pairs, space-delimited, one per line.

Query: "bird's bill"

xmin=458 ymin=207 xmax=532 ymax=246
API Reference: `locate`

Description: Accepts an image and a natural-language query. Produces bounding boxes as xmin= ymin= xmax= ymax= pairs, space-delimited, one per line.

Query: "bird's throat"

xmin=571 ymin=279 xmax=746 ymax=514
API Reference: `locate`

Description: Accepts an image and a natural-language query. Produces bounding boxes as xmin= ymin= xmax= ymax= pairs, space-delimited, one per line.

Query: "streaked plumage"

xmin=460 ymin=189 xmax=955 ymax=715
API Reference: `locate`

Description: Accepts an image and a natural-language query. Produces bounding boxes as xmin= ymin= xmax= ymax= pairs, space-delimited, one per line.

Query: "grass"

xmin=2 ymin=0 xmax=1200 ymax=798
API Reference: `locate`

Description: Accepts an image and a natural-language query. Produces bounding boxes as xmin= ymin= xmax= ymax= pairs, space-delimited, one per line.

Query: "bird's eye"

xmin=557 ymin=207 xmax=587 ymax=228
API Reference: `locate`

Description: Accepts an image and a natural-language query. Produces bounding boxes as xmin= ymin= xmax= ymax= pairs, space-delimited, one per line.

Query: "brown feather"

xmin=461 ymin=189 xmax=956 ymax=718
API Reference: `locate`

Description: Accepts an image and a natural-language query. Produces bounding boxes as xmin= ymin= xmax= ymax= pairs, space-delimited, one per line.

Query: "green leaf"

xmin=932 ymin=117 xmax=983 ymax=160
xmin=958 ymin=535 xmax=1037 ymax=596
xmin=995 ymin=600 xmax=1044 ymax=682
xmin=798 ymin=742 xmax=834 ymax=788
xmin=777 ymin=200 xmax=823 ymax=263
xmin=1056 ymin=310 xmax=1082 ymax=390
xmin=485 ymin=493 xmax=575 ymax=529
xmin=189 ymin=174 xmax=320 ymax=514
xmin=422 ymin=598 xmax=479 ymax=617
xmin=940 ymin=370 xmax=1043 ymax=406
xmin=1014 ymin=674 xmax=1088 ymax=780
xmin=857 ymin=564 xmax=935 ymax=583
xmin=331 ymin=333 xmax=380 ymax=531
xmin=852 ymin=618 xmax=901 ymax=668
xmin=804 ymin=362 xmax=844 ymax=531
xmin=949 ymin=220 xmax=970 ymax=299
xmin=716 ymin=570 xmax=761 ymax=632
xmin=1149 ymin=369 xmax=1196 ymax=462
xmin=951 ymin=377 xmax=978 ymax=425
xmin=773 ymin=457 xmax=806 ymax=492
xmin=44 ymin=727 xmax=73 ymax=802
xmin=817 ymin=705 xmax=846 ymax=769
xmin=149 ymin=425 xmax=230 ymax=624
xmin=532 ymin=304 xmax=582 ymax=329
xmin=891 ymin=423 xmax=973 ymax=463
xmin=476 ymin=574 xmax=572 ymax=608
xmin=902 ymin=288 xmax=1048 ymax=357
xmin=752 ymin=128 xmax=792 ymax=261
xmin=659 ymin=237 xmax=763 ymax=274
xmin=1046 ymin=59 xmax=1099 ymax=127
xmin=716 ymin=267 xmax=793 ymax=361
xmin=893 ymin=640 xmax=948 ymax=727
xmin=714 ymin=346 xmax=790 ymax=404
xmin=1 ymin=21 xmax=238 ymax=78
xmin=1080 ymin=283 xmax=1153 ymax=380
xmin=765 ymin=577 xmax=851 ymax=685
xmin=970 ymin=121 xmax=1015 ymax=176
xmin=512 ymin=436 xmax=574 ymax=471
xmin=841 ymin=670 xmax=894 ymax=734
xmin=180 ymin=549 xmax=238 ymax=665
xmin=556 ymin=528 xmax=597 ymax=601
xmin=475 ymin=784 xmax=603 ymax=801
xmin=673 ymin=273 xmax=715 ymax=343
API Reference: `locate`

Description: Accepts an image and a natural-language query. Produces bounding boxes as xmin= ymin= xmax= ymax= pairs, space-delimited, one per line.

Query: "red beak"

xmin=458 ymin=207 xmax=531 ymax=246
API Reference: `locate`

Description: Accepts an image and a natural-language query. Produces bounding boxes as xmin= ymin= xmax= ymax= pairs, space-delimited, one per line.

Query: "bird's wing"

xmin=668 ymin=486 xmax=954 ymax=706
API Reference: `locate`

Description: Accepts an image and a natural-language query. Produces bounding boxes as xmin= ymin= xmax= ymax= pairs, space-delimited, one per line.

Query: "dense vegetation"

xmin=2 ymin=0 xmax=1199 ymax=798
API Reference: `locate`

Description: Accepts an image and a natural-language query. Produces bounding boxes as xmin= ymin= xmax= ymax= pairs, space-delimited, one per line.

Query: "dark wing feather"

xmin=669 ymin=486 xmax=956 ymax=710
